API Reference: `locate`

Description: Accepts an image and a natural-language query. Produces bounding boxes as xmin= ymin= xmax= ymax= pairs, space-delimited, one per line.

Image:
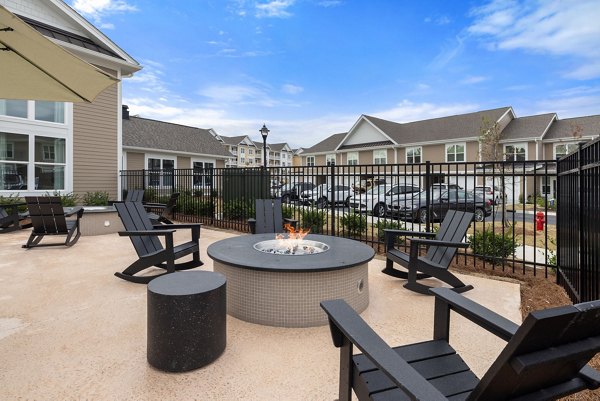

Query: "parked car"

xmin=300 ymin=184 xmax=354 ymax=207
xmin=351 ymin=177 xmax=387 ymax=193
xmin=393 ymin=188 xmax=492 ymax=223
xmin=274 ymin=182 xmax=315 ymax=203
xmin=431 ymin=183 xmax=463 ymax=191
xmin=472 ymin=185 xmax=505 ymax=205
xmin=348 ymin=184 xmax=421 ymax=216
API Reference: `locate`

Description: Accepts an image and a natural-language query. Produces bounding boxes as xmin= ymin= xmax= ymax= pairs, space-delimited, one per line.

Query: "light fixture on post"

xmin=260 ymin=124 xmax=269 ymax=168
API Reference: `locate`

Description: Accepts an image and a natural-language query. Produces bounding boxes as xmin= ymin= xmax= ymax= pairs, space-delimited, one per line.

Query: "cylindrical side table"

xmin=147 ymin=271 xmax=227 ymax=372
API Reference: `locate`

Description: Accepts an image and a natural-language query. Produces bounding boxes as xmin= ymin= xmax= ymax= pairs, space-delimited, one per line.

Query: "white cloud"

xmin=256 ymin=0 xmax=295 ymax=18
xmin=317 ymin=0 xmax=343 ymax=7
xmin=460 ymin=75 xmax=488 ymax=84
xmin=282 ymin=84 xmax=304 ymax=95
xmin=372 ymin=100 xmax=480 ymax=123
xmin=468 ymin=0 xmax=600 ymax=79
xmin=70 ymin=0 xmax=137 ymax=27
xmin=425 ymin=15 xmax=451 ymax=25
xmin=429 ymin=35 xmax=465 ymax=69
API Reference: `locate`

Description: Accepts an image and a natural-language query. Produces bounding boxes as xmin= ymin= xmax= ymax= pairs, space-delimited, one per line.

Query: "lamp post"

xmin=260 ymin=124 xmax=269 ymax=168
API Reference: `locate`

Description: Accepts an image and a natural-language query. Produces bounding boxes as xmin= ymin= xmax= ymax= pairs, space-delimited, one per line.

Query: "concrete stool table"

xmin=147 ymin=271 xmax=227 ymax=372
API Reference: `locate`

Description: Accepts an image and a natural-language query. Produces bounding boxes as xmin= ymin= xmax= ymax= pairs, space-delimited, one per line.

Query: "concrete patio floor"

xmin=0 ymin=227 xmax=521 ymax=400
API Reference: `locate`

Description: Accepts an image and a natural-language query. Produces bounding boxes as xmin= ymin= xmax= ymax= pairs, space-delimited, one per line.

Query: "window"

xmin=147 ymin=157 xmax=175 ymax=187
xmin=406 ymin=147 xmax=422 ymax=164
xmin=306 ymin=156 xmax=315 ymax=166
xmin=373 ymin=149 xmax=387 ymax=164
xmin=248 ymin=148 xmax=254 ymax=155
xmin=347 ymin=152 xmax=358 ymax=165
xmin=554 ymin=143 xmax=578 ymax=159
xmin=326 ymin=154 xmax=336 ymax=166
xmin=35 ymin=101 xmax=65 ymax=123
xmin=505 ymin=144 xmax=526 ymax=161
xmin=193 ymin=161 xmax=214 ymax=187
xmin=446 ymin=144 xmax=465 ymax=162
xmin=35 ymin=136 xmax=66 ymax=190
xmin=0 ymin=100 xmax=27 ymax=118
xmin=541 ymin=176 xmax=551 ymax=195
xmin=0 ymin=132 xmax=28 ymax=190
xmin=239 ymin=148 xmax=245 ymax=155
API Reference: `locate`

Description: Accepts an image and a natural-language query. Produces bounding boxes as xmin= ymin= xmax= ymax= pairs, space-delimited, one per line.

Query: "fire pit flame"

xmin=254 ymin=225 xmax=329 ymax=255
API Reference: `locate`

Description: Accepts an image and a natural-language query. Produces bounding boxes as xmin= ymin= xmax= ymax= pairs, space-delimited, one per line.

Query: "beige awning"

xmin=0 ymin=5 xmax=119 ymax=103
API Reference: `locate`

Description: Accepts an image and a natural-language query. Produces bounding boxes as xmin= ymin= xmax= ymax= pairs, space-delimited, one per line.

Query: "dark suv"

xmin=275 ymin=182 xmax=315 ymax=203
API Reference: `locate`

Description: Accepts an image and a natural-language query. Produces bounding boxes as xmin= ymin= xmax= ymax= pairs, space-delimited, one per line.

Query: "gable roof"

xmin=303 ymin=133 xmax=347 ymax=154
xmin=219 ymin=135 xmax=251 ymax=146
xmin=267 ymin=143 xmax=291 ymax=152
xmin=123 ymin=117 xmax=231 ymax=158
xmin=544 ymin=115 xmax=600 ymax=141
xmin=500 ymin=113 xmax=556 ymax=141
xmin=364 ymin=107 xmax=512 ymax=145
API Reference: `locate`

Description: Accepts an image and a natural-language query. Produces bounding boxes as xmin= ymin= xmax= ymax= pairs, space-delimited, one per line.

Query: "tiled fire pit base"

xmin=208 ymin=234 xmax=375 ymax=328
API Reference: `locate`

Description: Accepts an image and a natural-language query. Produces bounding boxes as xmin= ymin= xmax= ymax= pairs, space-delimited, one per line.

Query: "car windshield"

xmin=413 ymin=189 xmax=442 ymax=201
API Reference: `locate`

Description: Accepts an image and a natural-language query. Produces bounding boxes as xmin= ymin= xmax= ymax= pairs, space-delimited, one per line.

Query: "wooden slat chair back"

xmin=144 ymin=192 xmax=180 ymax=224
xmin=321 ymin=288 xmax=600 ymax=401
xmin=425 ymin=210 xmax=473 ymax=267
xmin=114 ymin=201 xmax=203 ymax=284
xmin=23 ymin=196 xmax=82 ymax=248
xmin=116 ymin=201 xmax=164 ymax=257
xmin=472 ymin=301 xmax=600 ymax=400
xmin=248 ymin=199 xmax=297 ymax=234
xmin=383 ymin=209 xmax=474 ymax=294
xmin=125 ymin=189 xmax=144 ymax=202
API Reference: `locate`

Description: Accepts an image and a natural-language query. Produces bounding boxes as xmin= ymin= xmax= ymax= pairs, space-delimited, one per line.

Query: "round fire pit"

xmin=207 ymin=233 xmax=375 ymax=327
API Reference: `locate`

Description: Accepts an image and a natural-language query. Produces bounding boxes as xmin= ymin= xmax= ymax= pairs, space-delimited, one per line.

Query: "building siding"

xmin=177 ymin=156 xmax=191 ymax=169
xmin=126 ymin=152 xmax=144 ymax=170
xmin=72 ymin=82 xmax=119 ymax=200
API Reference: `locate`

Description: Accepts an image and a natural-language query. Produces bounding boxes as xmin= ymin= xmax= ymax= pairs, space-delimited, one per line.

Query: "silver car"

xmin=348 ymin=184 xmax=421 ymax=216
xmin=300 ymin=184 xmax=354 ymax=208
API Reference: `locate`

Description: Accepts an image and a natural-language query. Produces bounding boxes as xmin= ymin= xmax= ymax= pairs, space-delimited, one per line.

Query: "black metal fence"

xmin=557 ymin=138 xmax=600 ymax=302
xmin=121 ymin=160 xmax=558 ymax=273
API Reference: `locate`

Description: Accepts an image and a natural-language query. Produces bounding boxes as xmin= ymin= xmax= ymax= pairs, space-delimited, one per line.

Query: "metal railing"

xmin=121 ymin=160 xmax=558 ymax=274
xmin=557 ymin=138 xmax=600 ymax=302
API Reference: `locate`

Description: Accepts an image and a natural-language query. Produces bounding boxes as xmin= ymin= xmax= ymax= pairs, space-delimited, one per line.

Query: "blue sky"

xmin=69 ymin=0 xmax=600 ymax=148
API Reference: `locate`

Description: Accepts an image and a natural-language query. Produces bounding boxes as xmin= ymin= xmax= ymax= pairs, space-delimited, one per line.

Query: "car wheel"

xmin=373 ymin=203 xmax=386 ymax=217
xmin=418 ymin=208 xmax=428 ymax=224
xmin=474 ymin=208 xmax=485 ymax=222
xmin=316 ymin=197 xmax=328 ymax=209
xmin=344 ymin=196 xmax=351 ymax=207
xmin=281 ymin=194 xmax=290 ymax=204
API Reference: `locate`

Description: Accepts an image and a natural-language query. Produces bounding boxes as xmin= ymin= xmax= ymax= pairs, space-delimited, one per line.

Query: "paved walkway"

xmin=0 ymin=227 xmax=521 ymax=400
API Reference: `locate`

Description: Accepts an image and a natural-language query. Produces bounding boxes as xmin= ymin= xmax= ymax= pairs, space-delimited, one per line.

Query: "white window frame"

xmin=445 ymin=143 xmax=466 ymax=163
xmin=406 ymin=146 xmax=422 ymax=164
xmin=326 ymin=154 xmax=336 ymax=166
xmin=373 ymin=149 xmax=387 ymax=165
xmin=554 ymin=143 xmax=579 ymax=159
xmin=146 ymin=154 xmax=177 ymax=188
xmin=347 ymin=152 xmax=358 ymax=165
xmin=306 ymin=156 xmax=315 ymax=166
xmin=504 ymin=143 xmax=527 ymax=162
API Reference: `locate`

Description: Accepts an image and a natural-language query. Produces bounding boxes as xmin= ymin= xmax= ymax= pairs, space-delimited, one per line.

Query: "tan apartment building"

xmin=0 ymin=0 xmax=141 ymax=200
xmin=216 ymin=135 xmax=294 ymax=168
xmin=301 ymin=107 xmax=600 ymax=201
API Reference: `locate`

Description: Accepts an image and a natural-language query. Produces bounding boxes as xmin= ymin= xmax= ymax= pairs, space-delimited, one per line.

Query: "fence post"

xmin=210 ymin=167 xmax=215 ymax=226
xmin=425 ymin=161 xmax=431 ymax=232
xmin=142 ymin=169 xmax=147 ymax=190
xmin=577 ymin=142 xmax=585 ymax=301
xmin=556 ymin=157 xmax=561 ymax=286
xmin=330 ymin=163 xmax=336 ymax=237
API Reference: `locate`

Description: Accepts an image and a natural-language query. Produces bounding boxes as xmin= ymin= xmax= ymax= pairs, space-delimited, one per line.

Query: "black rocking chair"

xmin=383 ymin=209 xmax=474 ymax=294
xmin=22 ymin=196 xmax=83 ymax=248
xmin=114 ymin=201 xmax=203 ymax=284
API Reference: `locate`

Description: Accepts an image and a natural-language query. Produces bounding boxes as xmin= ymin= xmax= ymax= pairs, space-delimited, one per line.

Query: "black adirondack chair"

xmin=247 ymin=198 xmax=298 ymax=234
xmin=22 ymin=196 xmax=83 ymax=248
xmin=144 ymin=192 xmax=180 ymax=224
xmin=114 ymin=201 xmax=203 ymax=284
xmin=383 ymin=209 xmax=474 ymax=294
xmin=0 ymin=204 xmax=21 ymax=233
xmin=321 ymin=288 xmax=600 ymax=401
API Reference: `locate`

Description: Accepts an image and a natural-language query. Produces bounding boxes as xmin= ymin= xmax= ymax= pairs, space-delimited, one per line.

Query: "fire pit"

xmin=207 ymin=233 xmax=374 ymax=328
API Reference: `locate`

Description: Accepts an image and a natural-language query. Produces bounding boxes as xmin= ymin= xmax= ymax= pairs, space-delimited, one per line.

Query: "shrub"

xmin=181 ymin=199 xmax=213 ymax=217
xmin=341 ymin=213 xmax=368 ymax=236
xmin=45 ymin=191 xmax=79 ymax=206
xmin=376 ymin=219 xmax=405 ymax=242
xmin=468 ymin=230 xmax=518 ymax=263
xmin=223 ymin=198 xmax=254 ymax=220
xmin=0 ymin=194 xmax=26 ymax=213
xmin=82 ymin=191 xmax=110 ymax=206
xmin=300 ymin=209 xmax=325 ymax=233
xmin=281 ymin=204 xmax=295 ymax=220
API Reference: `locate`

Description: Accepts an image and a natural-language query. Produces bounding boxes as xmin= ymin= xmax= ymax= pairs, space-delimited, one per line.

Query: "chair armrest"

xmin=384 ymin=229 xmax=437 ymax=238
xmin=321 ymin=299 xmax=447 ymax=401
xmin=248 ymin=218 xmax=257 ymax=234
xmin=64 ymin=206 xmax=84 ymax=218
xmin=154 ymin=223 xmax=202 ymax=230
xmin=430 ymin=288 xmax=519 ymax=341
xmin=144 ymin=202 xmax=167 ymax=207
xmin=409 ymin=238 xmax=470 ymax=248
xmin=283 ymin=217 xmax=298 ymax=229
xmin=118 ymin=229 xmax=176 ymax=237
